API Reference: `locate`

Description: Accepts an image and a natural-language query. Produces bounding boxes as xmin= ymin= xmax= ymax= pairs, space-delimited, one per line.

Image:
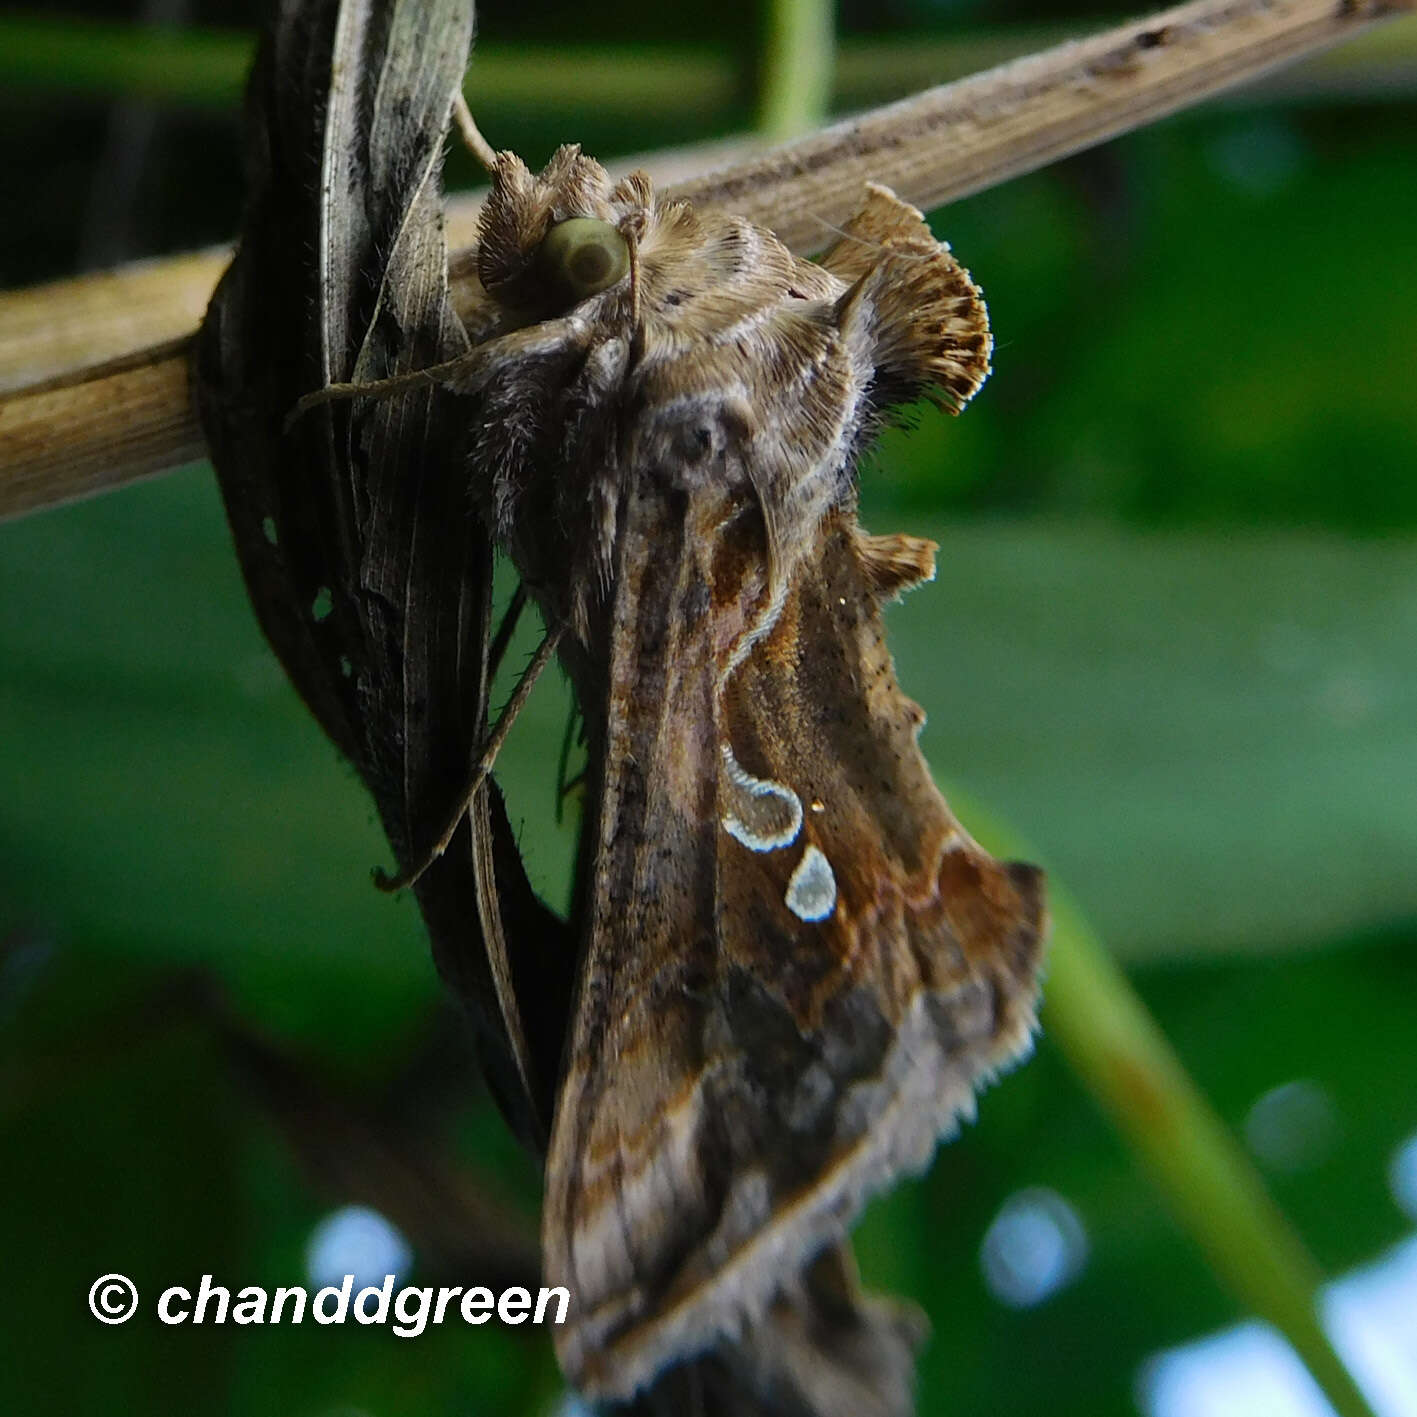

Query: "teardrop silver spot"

xmin=786 ymin=845 xmax=836 ymax=922
xmin=721 ymin=744 xmax=803 ymax=853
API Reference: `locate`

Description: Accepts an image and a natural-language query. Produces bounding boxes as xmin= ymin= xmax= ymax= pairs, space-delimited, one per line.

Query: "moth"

xmin=196 ymin=0 xmax=1046 ymax=1408
xmin=383 ymin=145 xmax=1050 ymax=1402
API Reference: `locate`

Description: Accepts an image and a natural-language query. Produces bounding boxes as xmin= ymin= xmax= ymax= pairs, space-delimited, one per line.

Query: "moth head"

xmin=474 ymin=145 xmax=639 ymax=319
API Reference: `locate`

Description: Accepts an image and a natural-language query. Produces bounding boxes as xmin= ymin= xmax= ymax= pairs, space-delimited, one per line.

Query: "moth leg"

xmin=554 ymin=699 xmax=586 ymax=827
xmin=374 ymin=622 xmax=565 ymax=893
xmin=283 ymin=354 xmax=487 ymax=431
xmin=486 ymin=581 xmax=528 ymax=683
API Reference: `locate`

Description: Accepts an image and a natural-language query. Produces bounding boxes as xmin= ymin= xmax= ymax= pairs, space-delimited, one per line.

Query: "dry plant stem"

xmin=9 ymin=5 xmax=1410 ymax=398
xmin=2 ymin=0 xmax=1413 ymax=394
xmin=0 ymin=338 xmax=207 ymax=519
xmin=0 ymin=246 xmax=229 ymax=393
xmin=674 ymin=0 xmax=1415 ymax=249
xmin=1 ymin=0 xmax=1412 ymax=523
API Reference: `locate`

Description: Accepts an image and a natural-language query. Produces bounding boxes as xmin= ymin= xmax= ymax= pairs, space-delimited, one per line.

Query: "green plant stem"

xmin=958 ymin=797 xmax=1378 ymax=1417
xmin=757 ymin=0 xmax=836 ymax=140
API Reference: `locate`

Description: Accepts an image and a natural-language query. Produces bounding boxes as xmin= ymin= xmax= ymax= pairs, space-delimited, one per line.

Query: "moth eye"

xmin=538 ymin=217 xmax=630 ymax=303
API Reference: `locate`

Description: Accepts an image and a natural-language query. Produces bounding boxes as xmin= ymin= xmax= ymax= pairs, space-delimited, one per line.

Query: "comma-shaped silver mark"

xmin=721 ymin=743 xmax=803 ymax=852
xmin=786 ymin=844 xmax=837 ymax=922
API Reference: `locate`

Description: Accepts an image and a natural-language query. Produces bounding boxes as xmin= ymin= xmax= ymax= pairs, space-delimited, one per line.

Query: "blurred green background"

xmin=2 ymin=2 xmax=1416 ymax=1415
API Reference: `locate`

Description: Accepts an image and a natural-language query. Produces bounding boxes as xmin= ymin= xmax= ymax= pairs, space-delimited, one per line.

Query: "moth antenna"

xmin=374 ymin=622 xmax=565 ymax=893
xmin=798 ymin=208 xmax=866 ymax=245
xmin=451 ymin=90 xmax=499 ymax=175
xmin=804 ymin=211 xmax=869 ymax=249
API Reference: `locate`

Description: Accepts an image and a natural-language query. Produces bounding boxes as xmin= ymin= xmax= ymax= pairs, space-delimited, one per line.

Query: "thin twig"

xmin=1 ymin=0 xmax=1412 ymax=522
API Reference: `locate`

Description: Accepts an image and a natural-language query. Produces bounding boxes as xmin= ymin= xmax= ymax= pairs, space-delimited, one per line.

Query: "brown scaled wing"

xmin=547 ymin=489 xmax=1044 ymax=1399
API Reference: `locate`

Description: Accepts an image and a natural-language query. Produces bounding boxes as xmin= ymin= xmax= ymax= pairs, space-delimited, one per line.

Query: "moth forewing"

xmin=544 ymin=508 xmax=1044 ymax=1399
